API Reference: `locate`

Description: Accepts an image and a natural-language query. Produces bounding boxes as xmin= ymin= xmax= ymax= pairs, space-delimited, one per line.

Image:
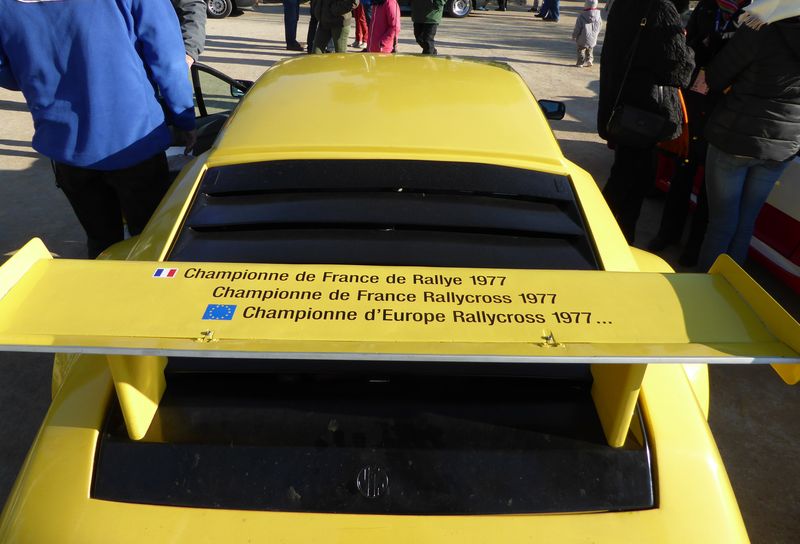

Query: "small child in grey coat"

xmin=572 ymin=0 xmax=603 ymax=67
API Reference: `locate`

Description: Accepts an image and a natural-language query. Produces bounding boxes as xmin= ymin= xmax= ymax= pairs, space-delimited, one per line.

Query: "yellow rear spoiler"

xmin=1 ymin=239 xmax=798 ymax=446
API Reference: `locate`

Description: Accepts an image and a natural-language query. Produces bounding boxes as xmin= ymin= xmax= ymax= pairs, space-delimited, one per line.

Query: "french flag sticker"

xmin=153 ymin=268 xmax=178 ymax=278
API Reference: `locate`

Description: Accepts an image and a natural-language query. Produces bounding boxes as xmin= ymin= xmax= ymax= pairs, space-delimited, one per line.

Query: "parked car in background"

xmin=206 ymin=0 xmax=259 ymax=18
xmin=751 ymin=155 xmax=800 ymax=294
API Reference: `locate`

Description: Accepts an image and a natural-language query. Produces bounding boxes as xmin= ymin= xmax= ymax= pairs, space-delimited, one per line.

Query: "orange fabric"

xmin=658 ymin=89 xmax=690 ymax=160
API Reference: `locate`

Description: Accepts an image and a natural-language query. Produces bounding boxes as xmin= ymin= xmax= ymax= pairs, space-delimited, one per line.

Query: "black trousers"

xmin=655 ymin=159 xmax=709 ymax=265
xmin=413 ymin=23 xmax=438 ymax=55
xmin=306 ymin=14 xmax=318 ymax=53
xmin=602 ymin=145 xmax=656 ymax=244
xmin=497 ymin=0 xmax=507 ymax=9
xmin=54 ymin=152 xmax=170 ymax=258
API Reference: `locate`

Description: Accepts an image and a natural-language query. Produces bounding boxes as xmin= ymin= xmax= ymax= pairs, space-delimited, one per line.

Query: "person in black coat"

xmin=697 ymin=13 xmax=800 ymax=269
xmin=597 ymin=0 xmax=695 ymax=244
xmin=312 ymin=0 xmax=359 ymax=53
xmin=647 ymin=0 xmax=746 ymax=265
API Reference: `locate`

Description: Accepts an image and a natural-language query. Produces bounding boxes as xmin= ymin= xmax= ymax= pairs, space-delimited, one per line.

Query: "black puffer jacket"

xmin=598 ymin=0 xmax=695 ymax=142
xmin=705 ymin=17 xmax=800 ymax=161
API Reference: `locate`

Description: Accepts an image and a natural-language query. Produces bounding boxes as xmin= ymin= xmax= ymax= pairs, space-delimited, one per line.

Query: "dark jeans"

xmin=413 ymin=23 xmax=438 ymax=55
xmin=54 ymin=152 xmax=170 ymax=258
xmin=364 ymin=3 xmax=373 ymax=27
xmin=539 ymin=0 xmax=559 ymax=19
xmin=602 ymin=145 xmax=656 ymax=244
xmin=283 ymin=0 xmax=300 ymax=46
xmin=698 ymin=145 xmax=790 ymax=270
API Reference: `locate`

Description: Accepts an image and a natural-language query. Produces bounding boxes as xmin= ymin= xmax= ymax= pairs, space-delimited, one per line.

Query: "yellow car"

xmin=0 ymin=55 xmax=798 ymax=544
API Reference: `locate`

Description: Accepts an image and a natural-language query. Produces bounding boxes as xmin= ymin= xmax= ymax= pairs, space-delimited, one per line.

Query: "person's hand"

xmin=185 ymin=54 xmax=195 ymax=68
xmin=179 ymin=130 xmax=197 ymax=155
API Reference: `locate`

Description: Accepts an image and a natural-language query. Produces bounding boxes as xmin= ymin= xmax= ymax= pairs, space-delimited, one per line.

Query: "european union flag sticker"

xmin=202 ymin=304 xmax=237 ymax=321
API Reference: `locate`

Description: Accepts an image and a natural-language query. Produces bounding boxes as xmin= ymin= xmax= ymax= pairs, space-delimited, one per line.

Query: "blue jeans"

xmin=698 ymin=145 xmax=789 ymax=270
xmin=540 ymin=0 xmax=559 ymax=19
xmin=283 ymin=0 xmax=300 ymax=46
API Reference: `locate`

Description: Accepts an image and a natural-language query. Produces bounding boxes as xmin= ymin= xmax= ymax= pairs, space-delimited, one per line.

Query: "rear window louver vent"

xmin=169 ymin=160 xmax=599 ymax=270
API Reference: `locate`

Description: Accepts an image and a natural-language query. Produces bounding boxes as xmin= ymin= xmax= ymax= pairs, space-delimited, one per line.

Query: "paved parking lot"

xmin=0 ymin=2 xmax=797 ymax=541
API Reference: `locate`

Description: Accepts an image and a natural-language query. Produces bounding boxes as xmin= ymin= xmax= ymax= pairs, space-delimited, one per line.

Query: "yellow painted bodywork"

xmin=629 ymin=248 xmax=710 ymax=417
xmin=710 ymin=252 xmax=800 ymax=385
xmin=1 ymin=55 xmax=787 ymax=542
xmin=106 ymin=355 xmax=167 ymax=440
xmin=206 ymin=55 xmax=565 ymax=171
xmin=3 ymin=250 xmax=799 ymax=354
xmin=2 ymin=243 xmax=798 ymax=446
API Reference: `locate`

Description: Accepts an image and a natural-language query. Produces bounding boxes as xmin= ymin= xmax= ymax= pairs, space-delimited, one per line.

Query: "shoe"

xmin=286 ymin=42 xmax=304 ymax=51
xmin=542 ymin=16 xmax=558 ymax=21
xmin=495 ymin=7 xmax=506 ymax=11
xmin=361 ymin=46 xmax=369 ymax=52
xmin=534 ymin=12 xmax=545 ymax=17
xmin=582 ymin=61 xmax=593 ymax=67
xmin=477 ymin=6 xmax=489 ymax=10
xmin=351 ymin=41 xmax=361 ymax=48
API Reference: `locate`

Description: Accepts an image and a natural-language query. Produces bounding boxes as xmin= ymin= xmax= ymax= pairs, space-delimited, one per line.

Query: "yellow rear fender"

xmin=681 ymin=363 xmax=710 ymax=419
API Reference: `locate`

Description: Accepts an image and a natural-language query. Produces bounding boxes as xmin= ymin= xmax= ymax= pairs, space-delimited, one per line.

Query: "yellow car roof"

xmin=209 ymin=54 xmax=566 ymax=169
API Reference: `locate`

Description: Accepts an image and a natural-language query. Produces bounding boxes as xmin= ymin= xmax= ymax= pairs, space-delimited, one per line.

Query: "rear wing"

xmin=1 ymin=238 xmax=798 ymax=446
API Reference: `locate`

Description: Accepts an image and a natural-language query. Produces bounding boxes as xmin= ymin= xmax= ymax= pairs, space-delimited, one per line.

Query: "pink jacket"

xmin=367 ymin=0 xmax=401 ymax=53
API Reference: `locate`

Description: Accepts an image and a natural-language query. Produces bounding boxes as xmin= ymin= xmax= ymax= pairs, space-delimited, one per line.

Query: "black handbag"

xmin=606 ymin=103 xmax=669 ymax=148
xmin=605 ymin=0 xmax=670 ymax=148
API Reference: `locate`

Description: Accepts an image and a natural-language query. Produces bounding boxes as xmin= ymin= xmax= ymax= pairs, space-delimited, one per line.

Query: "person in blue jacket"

xmin=0 ymin=0 xmax=196 ymax=258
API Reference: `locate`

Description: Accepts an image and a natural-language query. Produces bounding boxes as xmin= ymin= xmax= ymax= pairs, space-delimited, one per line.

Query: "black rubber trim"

xmin=187 ymin=192 xmax=584 ymax=237
xmin=198 ymin=160 xmax=575 ymax=201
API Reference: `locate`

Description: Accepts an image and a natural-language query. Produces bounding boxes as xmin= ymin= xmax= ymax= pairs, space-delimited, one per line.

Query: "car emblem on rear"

xmin=356 ymin=466 xmax=389 ymax=499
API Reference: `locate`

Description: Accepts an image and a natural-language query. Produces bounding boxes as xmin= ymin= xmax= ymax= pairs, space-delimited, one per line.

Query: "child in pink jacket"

xmin=367 ymin=0 xmax=401 ymax=53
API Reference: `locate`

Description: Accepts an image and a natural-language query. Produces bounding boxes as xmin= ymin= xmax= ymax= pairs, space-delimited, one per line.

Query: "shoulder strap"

xmin=611 ymin=0 xmax=658 ymax=111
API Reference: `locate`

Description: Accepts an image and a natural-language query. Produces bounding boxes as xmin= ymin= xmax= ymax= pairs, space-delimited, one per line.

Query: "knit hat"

xmin=740 ymin=0 xmax=800 ymax=28
xmin=584 ymin=0 xmax=598 ymax=8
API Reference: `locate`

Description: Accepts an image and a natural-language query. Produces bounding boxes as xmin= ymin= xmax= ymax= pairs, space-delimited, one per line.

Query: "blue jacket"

xmin=0 ymin=0 xmax=195 ymax=170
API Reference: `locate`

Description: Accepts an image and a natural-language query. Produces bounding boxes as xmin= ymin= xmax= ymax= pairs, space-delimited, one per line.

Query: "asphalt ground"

xmin=0 ymin=2 xmax=797 ymax=542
